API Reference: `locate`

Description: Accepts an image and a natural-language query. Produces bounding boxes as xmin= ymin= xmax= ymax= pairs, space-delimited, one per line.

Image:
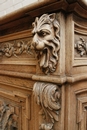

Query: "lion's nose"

xmin=31 ymin=41 xmax=38 ymax=49
xmin=35 ymin=41 xmax=39 ymax=46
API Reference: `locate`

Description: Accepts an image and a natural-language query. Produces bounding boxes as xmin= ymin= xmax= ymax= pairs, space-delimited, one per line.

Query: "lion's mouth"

xmin=39 ymin=47 xmax=49 ymax=68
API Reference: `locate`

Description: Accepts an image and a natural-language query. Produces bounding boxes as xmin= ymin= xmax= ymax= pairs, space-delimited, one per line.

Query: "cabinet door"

xmin=65 ymin=81 xmax=87 ymax=130
xmin=0 ymin=85 xmax=32 ymax=130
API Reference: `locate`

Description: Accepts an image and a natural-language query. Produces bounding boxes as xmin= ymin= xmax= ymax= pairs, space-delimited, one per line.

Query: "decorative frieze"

xmin=33 ymin=82 xmax=61 ymax=130
xmin=32 ymin=13 xmax=60 ymax=74
xmin=0 ymin=100 xmax=18 ymax=130
xmin=0 ymin=39 xmax=34 ymax=58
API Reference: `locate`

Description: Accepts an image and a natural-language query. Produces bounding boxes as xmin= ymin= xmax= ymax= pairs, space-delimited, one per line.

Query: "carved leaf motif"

xmin=39 ymin=123 xmax=53 ymax=130
xmin=75 ymin=37 xmax=87 ymax=56
xmin=32 ymin=13 xmax=60 ymax=74
xmin=33 ymin=82 xmax=61 ymax=130
xmin=0 ymin=40 xmax=33 ymax=58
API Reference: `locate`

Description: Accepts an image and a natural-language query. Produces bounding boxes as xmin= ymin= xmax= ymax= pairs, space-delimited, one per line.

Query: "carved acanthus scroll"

xmin=32 ymin=13 xmax=60 ymax=74
xmin=33 ymin=82 xmax=61 ymax=130
xmin=75 ymin=37 xmax=87 ymax=56
xmin=0 ymin=101 xmax=18 ymax=130
xmin=0 ymin=40 xmax=33 ymax=58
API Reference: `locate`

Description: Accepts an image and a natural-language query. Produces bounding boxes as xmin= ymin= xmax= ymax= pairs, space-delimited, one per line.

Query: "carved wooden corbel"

xmin=33 ymin=82 xmax=61 ymax=130
xmin=31 ymin=13 xmax=60 ymax=74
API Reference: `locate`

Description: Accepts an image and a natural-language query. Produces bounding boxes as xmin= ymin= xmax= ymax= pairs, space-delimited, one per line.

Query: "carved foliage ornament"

xmin=75 ymin=37 xmax=87 ymax=56
xmin=0 ymin=40 xmax=33 ymax=58
xmin=0 ymin=101 xmax=18 ymax=130
xmin=33 ymin=82 xmax=61 ymax=130
xmin=32 ymin=13 xmax=60 ymax=74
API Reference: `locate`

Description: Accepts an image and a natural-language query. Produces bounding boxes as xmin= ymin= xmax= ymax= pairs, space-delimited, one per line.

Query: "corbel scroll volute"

xmin=33 ymin=82 xmax=61 ymax=130
xmin=31 ymin=13 xmax=60 ymax=74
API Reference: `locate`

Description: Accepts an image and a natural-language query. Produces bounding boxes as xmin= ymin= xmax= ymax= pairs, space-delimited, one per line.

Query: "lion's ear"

xmin=49 ymin=13 xmax=55 ymax=21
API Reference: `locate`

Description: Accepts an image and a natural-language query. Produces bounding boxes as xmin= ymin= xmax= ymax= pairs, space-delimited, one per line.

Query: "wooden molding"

xmin=0 ymin=29 xmax=32 ymax=43
xmin=0 ymin=70 xmax=87 ymax=84
xmin=0 ymin=0 xmax=87 ymax=34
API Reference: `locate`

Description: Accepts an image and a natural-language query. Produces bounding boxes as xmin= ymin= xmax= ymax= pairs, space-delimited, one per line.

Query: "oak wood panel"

xmin=0 ymin=1 xmax=87 ymax=130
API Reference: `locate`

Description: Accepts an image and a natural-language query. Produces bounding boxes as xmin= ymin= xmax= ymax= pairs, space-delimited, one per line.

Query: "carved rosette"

xmin=0 ymin=101 xmax=18 ymax=130
xmin=32 ymin=13 xmax=60 ymax=74
xmin=33 ymin=82 xmax=61 ymax=130
xmin=75 ymin=37 xmax=87 ymax=56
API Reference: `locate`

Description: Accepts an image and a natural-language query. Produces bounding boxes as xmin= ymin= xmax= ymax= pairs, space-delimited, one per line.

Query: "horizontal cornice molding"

xmin=0 ymin=0 xmax=87 ymax=27
xmin=0 ymin=70 xmax=87 ymax=84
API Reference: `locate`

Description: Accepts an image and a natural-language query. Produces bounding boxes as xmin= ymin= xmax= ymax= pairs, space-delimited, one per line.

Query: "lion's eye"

xmin=32 ymin=31 xmax=35 ymax=36
xmin=38 ymin=30 xmax=50 ymax=37
xmin=42 ymin=32 xmax=47 ymax=36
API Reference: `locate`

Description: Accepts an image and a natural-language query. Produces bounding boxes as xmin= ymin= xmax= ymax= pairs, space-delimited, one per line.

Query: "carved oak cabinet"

xmin=0 ymin=0 xmax=87 ymax=130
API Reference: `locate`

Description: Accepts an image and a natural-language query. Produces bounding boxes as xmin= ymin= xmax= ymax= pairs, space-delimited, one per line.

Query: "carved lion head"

xmin=32 ymin=13 xmax=60 ymax=74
